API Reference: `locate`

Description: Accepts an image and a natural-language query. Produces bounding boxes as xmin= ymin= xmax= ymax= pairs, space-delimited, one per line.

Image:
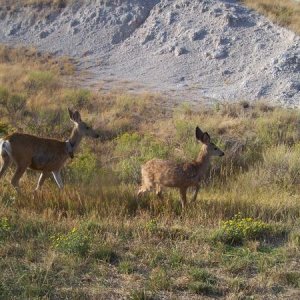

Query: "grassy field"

xmin=1 ymin=45 xmax=300 ymax=299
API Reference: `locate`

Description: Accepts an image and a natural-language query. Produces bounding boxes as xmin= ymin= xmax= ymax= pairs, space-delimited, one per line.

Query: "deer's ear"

xmin=202 ymin=132 xmax=211 ymax=144
xmin=72 ymin=111 xmax=82 ymax=123
xmin=68 ymin=108 xmax=74 ymax=120
xmin=196 ymin=127 xmax=204 ymax=141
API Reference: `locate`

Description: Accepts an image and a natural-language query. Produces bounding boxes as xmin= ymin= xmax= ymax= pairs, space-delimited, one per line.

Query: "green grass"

xmin=1 ymin=44 xmax=300 ymax=298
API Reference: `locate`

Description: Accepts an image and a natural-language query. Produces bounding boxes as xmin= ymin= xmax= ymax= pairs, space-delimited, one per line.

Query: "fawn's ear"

xmin=202 ymin=132 xmax=211 ymax=144
xmin=196 ymin=126 xmax=204 ymax=141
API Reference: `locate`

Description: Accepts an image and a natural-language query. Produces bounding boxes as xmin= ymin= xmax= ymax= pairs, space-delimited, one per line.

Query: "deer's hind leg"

xmin=0 ymin=152 xmax=11 ymax=179
xmin=11 ymin=165 xmax=27 ymax=190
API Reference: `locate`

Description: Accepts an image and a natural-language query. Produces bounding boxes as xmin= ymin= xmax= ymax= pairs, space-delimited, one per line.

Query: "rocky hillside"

xmin=0 ymin=0 xmax=299 ymax=105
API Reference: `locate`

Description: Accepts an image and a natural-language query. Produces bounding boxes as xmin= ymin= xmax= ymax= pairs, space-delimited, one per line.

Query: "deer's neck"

xmin=196 ymin=145 xmax=211 ymax=172
xmin=68 ymin=126 xmax=82 ymax=152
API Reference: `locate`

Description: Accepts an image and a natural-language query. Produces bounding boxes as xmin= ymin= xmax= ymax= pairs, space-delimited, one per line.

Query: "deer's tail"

xmin=0 ymin=139 xmax=12 ymax=158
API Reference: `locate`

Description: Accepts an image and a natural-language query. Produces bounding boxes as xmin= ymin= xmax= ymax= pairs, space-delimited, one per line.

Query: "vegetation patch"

xmin=212 ymin=214 xmax=271 ymax=245
xmin=51 ymin=225 xmax=90 ymax=256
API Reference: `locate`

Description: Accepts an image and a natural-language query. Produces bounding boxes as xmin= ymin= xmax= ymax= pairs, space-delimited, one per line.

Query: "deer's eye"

xmin=86 ymin=126 xmax=90 ymax=130
xmin=214 ymin=147 xmax=218 ymax=150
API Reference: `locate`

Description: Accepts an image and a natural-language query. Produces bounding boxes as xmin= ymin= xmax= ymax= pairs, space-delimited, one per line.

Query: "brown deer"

xmin=138 ymin=127 xmax=224 ymax=209
xmin=0 ymin=108 xmax=99 ymax=191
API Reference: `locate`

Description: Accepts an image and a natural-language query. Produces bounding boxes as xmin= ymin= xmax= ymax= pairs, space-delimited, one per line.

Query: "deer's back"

xmin=142 ymin=158 xmax=201 ymax=188
xmin=6 ymin=133 xmax=68 ymax=171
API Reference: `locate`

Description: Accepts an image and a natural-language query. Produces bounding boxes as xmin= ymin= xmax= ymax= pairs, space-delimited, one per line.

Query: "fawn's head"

xmin=68 ymin=108 xmax=100 ymax=138
xmin=196 ymin=127 xmax=224 ymax=157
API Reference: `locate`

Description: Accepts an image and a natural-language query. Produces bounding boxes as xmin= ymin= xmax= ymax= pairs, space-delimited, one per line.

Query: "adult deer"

xmin=0 ymin=108 xmax=99 ymax=191
xmin=138 ymin=127 xmax=224 ymax=209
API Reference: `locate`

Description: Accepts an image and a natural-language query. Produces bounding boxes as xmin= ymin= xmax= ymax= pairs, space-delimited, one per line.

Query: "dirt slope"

xmin=0 ymin=0 xmax=299 ymax=105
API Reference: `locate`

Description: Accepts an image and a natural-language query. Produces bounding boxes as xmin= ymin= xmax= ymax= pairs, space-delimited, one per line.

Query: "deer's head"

xmin=68 ymin=108 xmax=100 ymax=139
xmin=196 ymin=126 xmax=224 ymax=157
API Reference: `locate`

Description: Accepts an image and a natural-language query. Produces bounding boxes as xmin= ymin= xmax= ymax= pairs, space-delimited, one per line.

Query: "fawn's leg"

xmin=179 ymin=187 xmax=187 ymax=209
xmin=137 ymin=177 xmax=153 ymax=196
xmin=155 ymin=184 xmax=163 ymax=199
xmin=35 ymin=172 xmax=50 ymax=191
xmin=52 ymin=171 xmax=63 ymax=189
xmin=192 ymin=185 xmax=200 ymax=203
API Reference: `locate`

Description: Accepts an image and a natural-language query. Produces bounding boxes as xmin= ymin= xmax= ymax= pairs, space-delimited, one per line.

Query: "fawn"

xmin=0 ymin=108 xmax=99 ymax=191
xmin=138 ymin=127 xmax=224 ymax=209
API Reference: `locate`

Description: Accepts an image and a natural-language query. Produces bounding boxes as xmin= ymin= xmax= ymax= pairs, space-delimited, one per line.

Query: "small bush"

xmin=274 ymin=271 xmax=300 ymax=288
xmin=190 ymin=268 xmax=217 ymax=285
xmin=6 ymin=93 xmax=27 ymax=114
xmin=51 ymin=226 xmax=90 ymax=256
xmin=67 ymin=149 xmax=99 ymax=184
xmin=114 ymin=133 xmax=168 ymax=182
xmin=188 ymin=281 xmax=220 ymax=296
xmin=128 ymin=289 xmax=155 ymax=300
xmin=213 ymin=214 xmax=271 ymax=245
xmin=148 ymin=267 xmax=170 ymax=291
xmin=188 ymin=267 xmax=221 ymax=296
xmin=118 ymin=260 xmax=134 ymax=274
xmin=0 ymin=86 xmax=9 ymax=104
xmin=261 ymin=144 xmax=300 ymax=187
xmin=25 ymin=71 xmax=58 ymax=92
xmin=92 ymin=245 xmax=118 ymax=263
xmin=0 ymin=217 xmax=12 ymax=240
xmin=63 ymin=89 xmax=92 ymax=108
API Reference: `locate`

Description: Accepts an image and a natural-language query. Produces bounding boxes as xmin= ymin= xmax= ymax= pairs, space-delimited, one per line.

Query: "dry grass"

xmin=242 ymin=0 xmax=300 ymax=34
xmin=1 ymin=44 xmax=300 ymax=298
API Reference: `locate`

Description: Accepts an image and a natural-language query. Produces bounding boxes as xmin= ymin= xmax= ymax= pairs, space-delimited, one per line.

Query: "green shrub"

xmin=0 ymin=217 xmax=12 ymax=240
xmin=92 ymin=245 xmax=118 ymax=263
xmin=67 ymin=149 xmax=99 ymax=184
xmin=188 ymin=281 xmax=220 ymax=296
xmin=118 ymin=260 xmax=134 ymax=274
xmin=261 ymin=144 xmax=300 ymax=187
xmin=128 ymin=289 xmax=155 ymax=300
xmin=190 ymin=268 xmax=217 ymax=285
xmin=63 ymin=89 xmax=92 ymax=108
xmin=145 ymin=219 xmax=158 ymax=234
xmin=114 ymin=133 xmax=169 ymax=182
xmin=213 ymin=214 xmax=271 ymax=245
xmin=27 ymin=108 xmax=69 ymax=136
xmin=25 ymin=71 xmax=58 ymax=92
xmin=255 ymin=111 xmax=300 ymax=146
xmin=6 ymin=93 xmax=27 ymax=113
xmin=0 ymin=85 xmax=9 ymax=105
xmin=51 ymin=226 xmax=90 ymax=256
xmin=148 ymin=267 xmax=170 ymax=291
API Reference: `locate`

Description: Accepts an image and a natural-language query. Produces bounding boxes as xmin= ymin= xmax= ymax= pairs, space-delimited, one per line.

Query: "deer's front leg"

xmin=35 ymin=172 xmax=50 ymax=191
xmin=179 ymin=187 xmax=187 ymax=210
xmin=52 ymin=171 xmax=63 ymax=189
